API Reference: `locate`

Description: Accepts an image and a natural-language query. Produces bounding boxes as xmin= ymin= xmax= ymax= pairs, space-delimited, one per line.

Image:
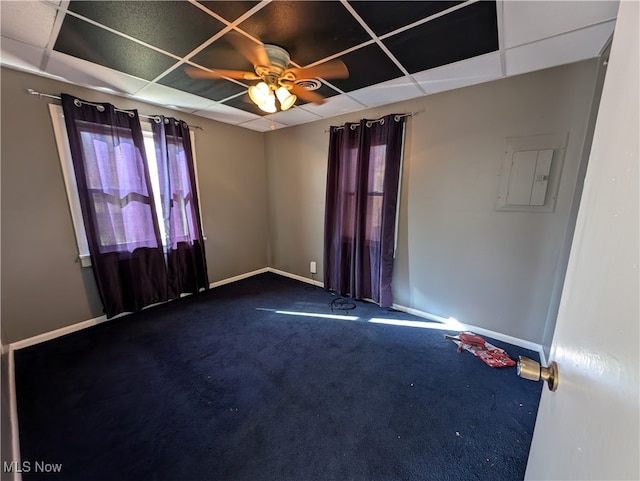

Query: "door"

xmin=525 ymin=2 xmax=639 ymax=480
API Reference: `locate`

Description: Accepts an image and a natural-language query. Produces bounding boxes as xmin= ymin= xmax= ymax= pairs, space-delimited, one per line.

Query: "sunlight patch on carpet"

xmin=368 ymin=316 xmax=465 ymax=331
xmin=257 ymin=307 xmax=359 ymax=321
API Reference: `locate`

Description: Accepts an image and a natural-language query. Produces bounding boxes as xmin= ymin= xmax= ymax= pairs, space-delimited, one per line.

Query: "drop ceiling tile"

xmin=198 ymin=1 xmax=261 ymax=23
xmin=0 ymin=0 xmax=58 ymax=48
xmin=54 ymin=15 xmax=177 ymax=80
xmin=384 ymin=1 xmax=498 ymax=73
xmin=222 ymin=92 xmax=266 ymax=116
xmin=505 ymin=20 xmax=616 ymax=77
xmin=264 ymin=106 xmax=323 ymax=126
xmin=298 ymin=93 xmax=366 ymax=118
xmin=133 ymin=81 xmax=225 ymax=111
xmin=157 ymin=67 xmax=246 ymax=101
xmin=238 ymin=117 xmax=287 ymax=132
xmin=67 ymin=1 xmax=225 ymax=57
xmin=347 ymin=76 xmax=423 ymax=107
xmin=236 ymin=1 xmax=371 ymax=66
xmin=502 ymin=0 xmax=619 ymax=49
xmin=413 ymin=51 xmax=502 ymax=94
xmin=0 ymin=36 xmax=47 ymax=74
xmin=348 ymin=1 xmax=463 ymax=36
xmin=46 ymin=51 xmax=150 ymax=95
xmin=192 ymin=102 xmax=260 ymax=125
xmin=0 ymin=0 xmax=621 ymax=132
xmin=330 ymin=43 xmax=404 ymax=92
xmin=189 ymin=33 xmax=256 ymax=72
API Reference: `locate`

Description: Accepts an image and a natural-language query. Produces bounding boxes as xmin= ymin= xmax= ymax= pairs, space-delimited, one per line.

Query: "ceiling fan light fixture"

xmin=258 ymin=93 xmax=277 ymax=113
xmin=248 ymin=81 xmax=270 ymax=106
xmin=185 ymin=40 xmax=349 ymax=114
xmin=276 ymin=86 xmax=296 ymax=111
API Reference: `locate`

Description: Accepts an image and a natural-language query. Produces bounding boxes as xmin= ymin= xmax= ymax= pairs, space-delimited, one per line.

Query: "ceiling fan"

xmin=185 ymin=32 xmax=349 ymax=113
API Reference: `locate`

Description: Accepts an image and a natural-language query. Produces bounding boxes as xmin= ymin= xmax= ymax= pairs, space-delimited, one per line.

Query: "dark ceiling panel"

xmin=348 ymin=1 xmax=464 ymax=36
xmin=158 ymin=68 xmax=247 ymax=102
xmin=330 ymin=44 xmax=404 ymax=92
xmin=222 ymin=92 xmax=265 ymax=116
xmin=54 ymin=15 xmax=177 ymax=81
xmin=383 ymin=1 xmax=498 ymax=73
xmin=236 ymin=1 xmax=371 ymax=66
xmin=190 ymin=33 xmax=256 ymax=72
xmin=46 ymin=0 xmax=508 ymax=126
xmin=67 ymin=1 xmax=224 ymax=57
xmin=198 ymin=1 xmax=260 ymax=23
xmin=295 ymin=83 xmax=341 ymax=105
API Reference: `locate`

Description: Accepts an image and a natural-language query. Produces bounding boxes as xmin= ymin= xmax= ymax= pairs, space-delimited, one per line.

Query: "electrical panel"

xmin=496 ymin=134 xmax=568 ymax=213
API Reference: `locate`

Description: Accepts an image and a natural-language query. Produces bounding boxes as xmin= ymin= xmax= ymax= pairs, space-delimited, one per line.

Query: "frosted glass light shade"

xmin=248 ymin=82 xmax=270 ymax=105
xmin=276 ymin=86 xmax=296 ymax=111
xmin=258 ymin=93 xmax=277 ymax=113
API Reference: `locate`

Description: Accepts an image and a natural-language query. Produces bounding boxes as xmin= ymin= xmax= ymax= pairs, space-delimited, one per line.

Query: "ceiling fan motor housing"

xmin=254 ymin=44 xmax=297 ymax=91
xmin=263 ymin=44 xmax=290 ymax=73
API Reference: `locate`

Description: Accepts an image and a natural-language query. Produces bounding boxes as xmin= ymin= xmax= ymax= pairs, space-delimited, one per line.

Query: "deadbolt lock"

xmin=517 ymin=356 xmax=559 ymax=392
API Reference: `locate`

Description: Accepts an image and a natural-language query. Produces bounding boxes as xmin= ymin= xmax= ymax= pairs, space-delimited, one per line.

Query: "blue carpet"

xmin=15 ymin=272 xmax=542 ymax=480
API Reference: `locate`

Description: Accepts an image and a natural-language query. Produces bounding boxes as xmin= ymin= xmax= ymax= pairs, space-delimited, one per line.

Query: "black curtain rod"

xmin=26 ymin=89 xmax=204 ymax=130
xmin=323 ymin=112 xmax=416 ymax=132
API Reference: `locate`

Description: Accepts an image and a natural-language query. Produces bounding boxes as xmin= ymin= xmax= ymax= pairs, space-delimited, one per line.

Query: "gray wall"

xmin=1 ymin=59 xmax=602 ymax=345
xmin=1 ymin=67 xmax=269 ymax=343
xmin=265 ymin=59 xmax=601 ymax=344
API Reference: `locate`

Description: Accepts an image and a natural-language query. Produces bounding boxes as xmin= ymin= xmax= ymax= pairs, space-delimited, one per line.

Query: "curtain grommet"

xmin=153 ymin=116 xmax=162 ymax=124
xmin=96 ymin=105 xmax=105 ymax=112
xmin=73 ymin=99 xmax=82 ymax=107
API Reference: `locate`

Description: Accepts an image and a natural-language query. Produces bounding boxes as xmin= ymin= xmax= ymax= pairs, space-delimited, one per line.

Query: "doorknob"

xmin=517 ymin=356 xmax=559 ymax=392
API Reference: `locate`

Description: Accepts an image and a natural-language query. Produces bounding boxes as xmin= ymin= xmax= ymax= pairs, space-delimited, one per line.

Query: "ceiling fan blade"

xmin=288 ymin=60 xmax=349 ymax=80
xmin=185 ymin=67 xmax=258 ymax=80
xmin=226 ymin=31 xmax=269 ymax=67
xmin=289 ymin=84 xmax=326 ymax=105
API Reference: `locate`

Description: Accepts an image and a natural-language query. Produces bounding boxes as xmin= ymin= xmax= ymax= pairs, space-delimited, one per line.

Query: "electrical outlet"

xmin=310 ymin=261 xmax=317 ymax=274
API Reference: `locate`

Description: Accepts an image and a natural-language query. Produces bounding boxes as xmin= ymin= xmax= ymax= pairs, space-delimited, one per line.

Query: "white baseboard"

xmin=5 ymin=266 xmax=543 ymax=472
xmin=390 ymin=304 xmax=451 ymax=324
xmin=457 ymin=324 xmax=544 ymax=360
xmin=265 ymin=270 xmax=544 ymax=360
xmin=10 ymin=268 xmax=271 ymax=351
xmin=8 ymin=265 xmax=544 ymax=362
xmin=392 ymin=302 xmax=544 ymax=361
xmin=267 ymin=267 xmax=324 ymax=287
xmin=10 ymin=316 xmax=110 ymax=351
xmin=7 ymin=346 xmax=22 ymax=481
xmin=209 ymin=268 xmax=269 ymax=288
xmin=8 ymin=267 xmax=321 ymax=351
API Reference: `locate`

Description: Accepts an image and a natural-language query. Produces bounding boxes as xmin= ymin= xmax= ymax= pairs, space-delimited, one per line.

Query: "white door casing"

xmin=525 ymin=2 xmax=639 ymax=480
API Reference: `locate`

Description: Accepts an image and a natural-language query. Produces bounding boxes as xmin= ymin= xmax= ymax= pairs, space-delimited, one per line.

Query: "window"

xmin=366 ymin=144 xmax=387 ymax=243
xmin=49 ymin=104 xmax=202 ymax=267
xmin=342 ymin=144 xmax=389 ymax=243
xmin=323 ymin=113 xmax=407 ymax=307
